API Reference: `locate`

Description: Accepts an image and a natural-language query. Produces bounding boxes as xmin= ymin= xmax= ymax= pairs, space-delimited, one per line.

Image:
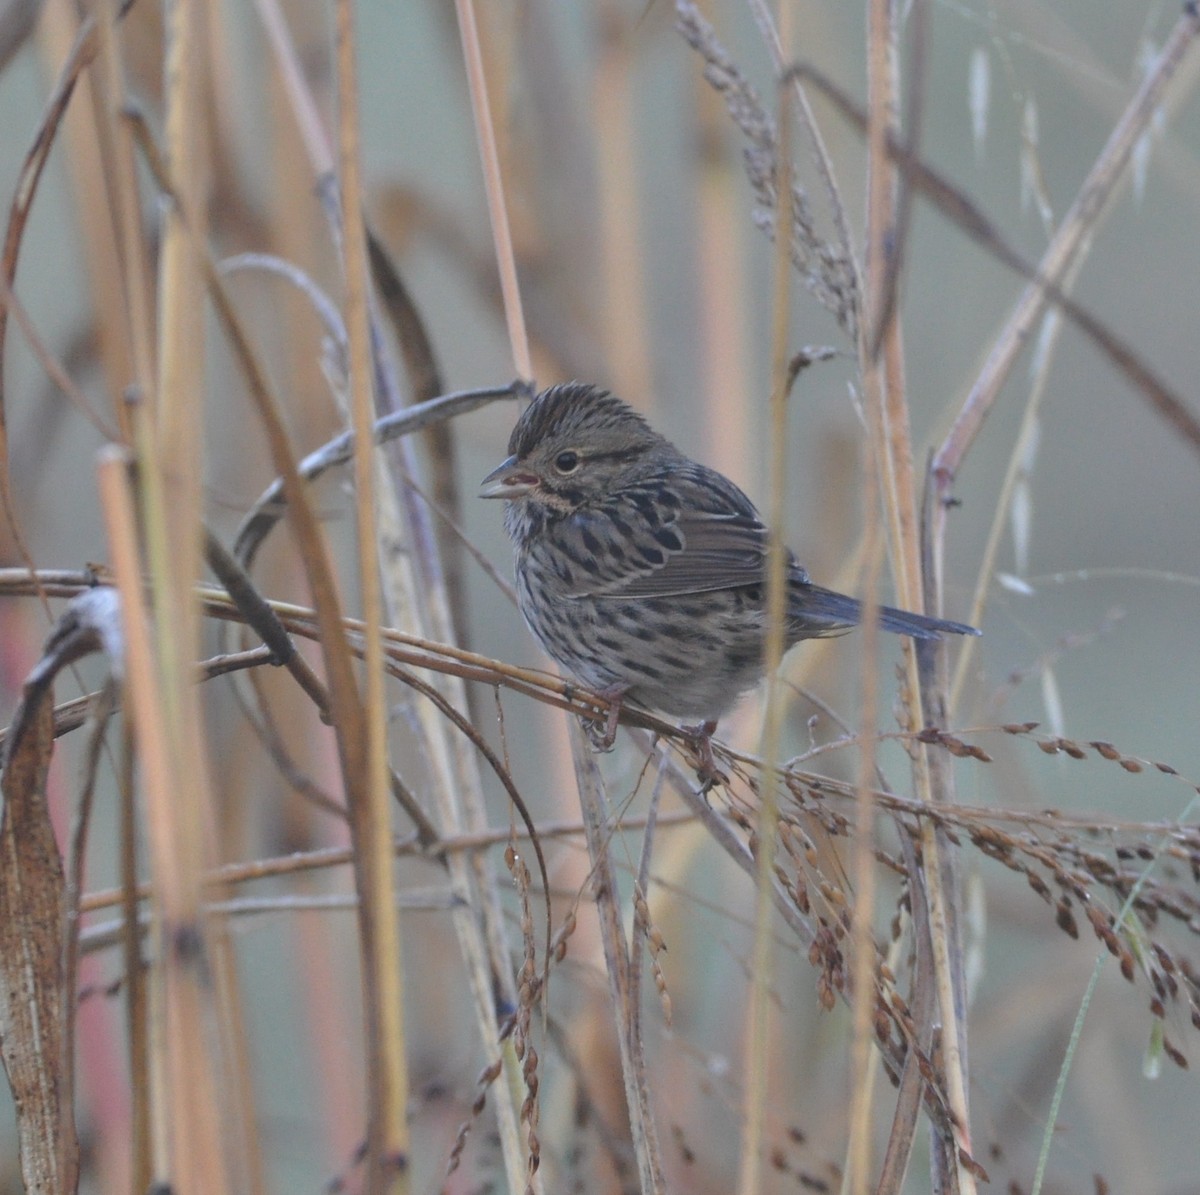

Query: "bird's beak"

xmin=479 ymin=455 xmax=538 ymax=499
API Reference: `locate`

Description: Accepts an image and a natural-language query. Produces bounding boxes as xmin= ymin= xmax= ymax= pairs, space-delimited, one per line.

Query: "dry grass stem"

xmin=455 ymin=0 xmax=532 ymax=383
xmin=737 ymin=24 xmax=795 ymax=1190
xmin=334 ymin=1 xmax=410 ymax=1185
xmin=573 ymin=725 xmax=666 ymax=1195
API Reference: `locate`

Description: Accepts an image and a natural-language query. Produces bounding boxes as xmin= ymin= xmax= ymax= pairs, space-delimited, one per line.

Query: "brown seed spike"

xmin=1056 ymin=904 xmax=1079 ymax=938
xmin=1119 ymin=758 xmax=1144 ymax=773
xmin=1027 ymin=872 xmax=1051 ymax=901
xmin=1163 ymin=1037 xmax=1188 ymax=1069
xmin=820 ymin=882 xmax=846 ymax=907
xmin=957 ymin=1147 xmax=989 ymax=1182
xmin=1059 ymin=739 xmax=1086 ymax=759
xmin=1155 ymin=761 xmax=1178 ymax=774
xmin=1038 ymin=740 xmax=1061 ymax=754
xmin=947 ymin=735 xmax=987 ymax=761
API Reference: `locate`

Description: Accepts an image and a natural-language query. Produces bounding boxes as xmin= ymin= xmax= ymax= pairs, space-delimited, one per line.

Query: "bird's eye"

xmin=554 ymin=450 xmax=580 ymax=474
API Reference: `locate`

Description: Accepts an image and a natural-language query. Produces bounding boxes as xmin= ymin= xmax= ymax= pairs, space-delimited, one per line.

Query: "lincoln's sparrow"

xmin=481 ymin=383 xmax=977 ymax=767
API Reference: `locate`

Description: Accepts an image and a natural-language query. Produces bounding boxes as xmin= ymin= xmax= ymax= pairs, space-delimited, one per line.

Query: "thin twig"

xmin=573 ymin=724 xmax=666 ymax=1195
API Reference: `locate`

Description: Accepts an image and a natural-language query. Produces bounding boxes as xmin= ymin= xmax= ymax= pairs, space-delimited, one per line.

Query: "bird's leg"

xmin=682 ymin=719 xmax=726 ymax=792
xmin=582 ymin=683 xmax=628 ymax=752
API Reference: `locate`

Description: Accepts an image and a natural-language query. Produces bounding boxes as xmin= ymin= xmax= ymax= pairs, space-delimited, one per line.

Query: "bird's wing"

xmin=593 ymin=509 xmax=768 ymax=597
xmin=562 ymin=469 xmax=809 ymax=599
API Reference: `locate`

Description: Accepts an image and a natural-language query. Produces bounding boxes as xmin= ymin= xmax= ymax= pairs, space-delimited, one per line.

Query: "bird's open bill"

xmin=479 ymin=455 xmax=539 ymax=500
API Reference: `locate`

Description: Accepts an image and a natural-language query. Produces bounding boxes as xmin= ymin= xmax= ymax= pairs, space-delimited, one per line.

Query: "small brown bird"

xmin=481 ymin=383 xmax=978 ymax=767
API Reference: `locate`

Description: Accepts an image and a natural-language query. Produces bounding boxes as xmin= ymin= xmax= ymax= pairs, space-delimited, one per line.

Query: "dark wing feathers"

xmin=562 ymin=464 xmax=812 ymax=599
xmin=576 ymin=509 xmax=792 ymax=598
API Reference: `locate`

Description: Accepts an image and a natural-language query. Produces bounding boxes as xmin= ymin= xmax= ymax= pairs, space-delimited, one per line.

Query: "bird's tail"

xmin=792 ymin=584 xmax=980 ymax=640
xmin=875 ymin=601 xmax=979 ymax=640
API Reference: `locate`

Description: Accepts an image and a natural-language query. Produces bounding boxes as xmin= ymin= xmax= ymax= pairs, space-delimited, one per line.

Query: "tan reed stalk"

xmin=263 ymin=11 xmax=363 ymax=1167
xmin=159 ymin=6 xmax=265 ymax=1190
xmin=333 ymin=4 xmax=411 ymax=1189
xmin=90 ymin=2 xmax=238 ymax=1188
xmin=861 ymin=0 xmax=916 ymax=1178
xmin=846 ymin=0 xmax=913 ymax=1183
xmin=35 ymin=0 xmax=133 ymax=440
xmin=118 ymin=721 xmax=151 ymax=1191
xmin=92 ymin=1 xmax=155 ymax=403
xmin=737 ymin=21 xmax=795 ymax=1193
xmin=97 ymin=445 xmax=231 ymax=1193
xmin=593 ymin=2 xmax=654 ymax=405
xmin=844 ymin=0 xmax=889 ymax=1166
xmin=455 ymin=0 xmax=532 ymax=383
xmin=861 ymin=2 xmax=981 ymax=1189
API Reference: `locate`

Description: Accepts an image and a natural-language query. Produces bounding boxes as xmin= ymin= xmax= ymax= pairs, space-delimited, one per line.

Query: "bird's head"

xmin=480 ymin=382 xmax=667 ymax=515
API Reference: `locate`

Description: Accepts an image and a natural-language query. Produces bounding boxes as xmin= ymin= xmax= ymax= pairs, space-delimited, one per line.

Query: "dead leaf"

xmin=0 ymin=691 xmax=79 ymax=1193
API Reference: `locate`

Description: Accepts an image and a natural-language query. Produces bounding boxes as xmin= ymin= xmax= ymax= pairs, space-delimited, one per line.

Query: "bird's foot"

xmin=683 ymin=719 xmax=726 ymax=793
xmin=582 ymin=684 xmax=628 ymax=752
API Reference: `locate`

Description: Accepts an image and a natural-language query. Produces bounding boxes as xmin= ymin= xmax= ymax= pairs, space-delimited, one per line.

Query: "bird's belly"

xmin=518 ymin=579 xmax=766 ymax=720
